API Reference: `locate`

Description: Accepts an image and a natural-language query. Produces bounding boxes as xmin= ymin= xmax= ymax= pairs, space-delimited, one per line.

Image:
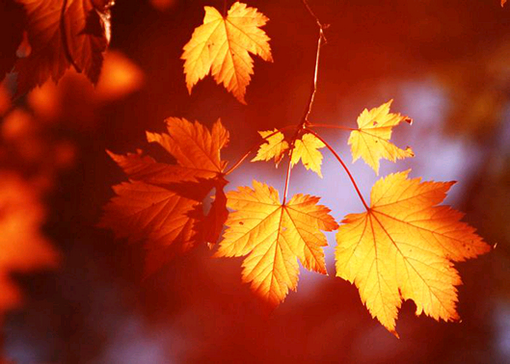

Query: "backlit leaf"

xmin=291 ymin=133 xmax=325 ymax=178
xmin=348 ymin=100 xmax=414 ymax=175
xmin=251 ymin=129 xmax=289 ymax=166
xmin=216 ymin=181 xmax=338 ymax=306
xmin=335 ymin=170 xmax=491 ymax=334
xmin=182 ymin=2 xmax=273 ymax=104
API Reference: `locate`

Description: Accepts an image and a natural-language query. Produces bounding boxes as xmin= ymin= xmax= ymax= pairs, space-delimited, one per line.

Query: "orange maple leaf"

xmin=215 ymin=181 xmax=338 ymax=307
xmin=0 ymin=173 xmax=59 ymax=312
xmin=335 ymin=170 xmax=490 ymax=335
xmin=14 ymin=0 xmax=113 ymax=95
xmin=101 ymin=118 xmax=229 ymax=275
xmin=348 ymin=100 xmax=414 ymax=175
xmin=182 ymin=2 xmax=273 ymax=104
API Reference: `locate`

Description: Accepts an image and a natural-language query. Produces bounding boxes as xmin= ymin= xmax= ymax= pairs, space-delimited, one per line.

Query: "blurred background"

xmin=0 ymin=0 xmax=509 ymax=362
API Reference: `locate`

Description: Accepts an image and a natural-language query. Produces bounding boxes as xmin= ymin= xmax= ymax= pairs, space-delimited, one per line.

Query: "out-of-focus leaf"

xmin=14 ymin=0 xmax=114 ymax=95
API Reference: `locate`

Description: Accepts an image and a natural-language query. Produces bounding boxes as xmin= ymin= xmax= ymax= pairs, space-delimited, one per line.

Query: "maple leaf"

xmin=291 ymin=133 xmax=325 ymax=178
xmin=101 ymin=118 xmax=230 ymax=275
xmin=216 ymin=181 xmax=338 ymax=307
xmin=335 ymin=170 xmax=490 ymax=334
xmin=182 ymin=2 xmax=273 ymax=104
xmin=0 ymin=173 xmax=59 ymax=312
xmin=503 ymin=0 xmax=507 ymax=7
xmin=348 ymin=100 xmax=414 ymax=175
xmin=14 ymin=0 xmax=114 ymax=95
xmin=251 ymin=129 xmax=289 ymax=165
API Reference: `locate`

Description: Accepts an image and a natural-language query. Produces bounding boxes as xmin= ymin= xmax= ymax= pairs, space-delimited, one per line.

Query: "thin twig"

xmin=282 ymin=147 xmax=294 ymax=205
xmin=278 ymin=0 xmax=328 ymax=202
xmin=300 ymin=0 xmax=328 ymax=127
xmin=309 ymin=123 xmax=354 ymax=132
xmin=306 ymin=128 xmax=370 ymax=211
xmin=301 ymin=0 xmax=326 ymax=29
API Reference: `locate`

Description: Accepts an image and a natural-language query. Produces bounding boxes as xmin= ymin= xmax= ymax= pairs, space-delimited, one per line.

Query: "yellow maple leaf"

xmin=335 ymin=170 xmax=490 ymax=335
xmin=291 ymin=133 xmax=326 ymax=178
xmin=182 ymin=2 xmax=273 ymax=104
xmin=348 ymin=100 xmax=414 ymax=175
xmin=216 ymin=181 xmax=338 ymax=306
xmin=251 ymin=129 xmax=289 ymax=165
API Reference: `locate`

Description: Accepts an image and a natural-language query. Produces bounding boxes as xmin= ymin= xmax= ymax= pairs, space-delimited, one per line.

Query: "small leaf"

xmin=291 ymin=133 xmax=325 ymax=178
xmin=251 ymin=129 xmax=289 ymax=166
xmin=335 ymin=170 xmax=490 ymax=334
xmin=182 ymin=2 xmax=273 ymax=104
xmin=216 ymin=181 xmax=338 ymax=306
xmin=348 ymin=100 xmax=414 ymax=175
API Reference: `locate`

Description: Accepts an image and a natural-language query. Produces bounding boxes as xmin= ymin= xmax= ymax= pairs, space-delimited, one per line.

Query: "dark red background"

xmin=3 ymin=0 xmax=510 ymax=362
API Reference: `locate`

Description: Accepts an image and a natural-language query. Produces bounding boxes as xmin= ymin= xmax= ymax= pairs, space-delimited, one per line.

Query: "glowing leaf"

xmin=14 ymin=0 xmax=114 ymax=95
xmin=335 ymin=170 xmax=490 ymax=334
xmin=251 ymin=129 xmax=289 ymax=165
xmin=216 ymin=181 xmax=338 ymax=306
xmin=182 ymin=2 xmax=273 ymax=104
xmin=101 ymin=118 xmax=230 ymax=275
xmin=146 ymin=117 xmax=229 ymax=179
xmin=291 ymin=133 xmax=325 ymax=178
xmin=348 ymin=100 xmax=414 ymax=175
xmin=0 ymin=173 xmax=59 ymax=312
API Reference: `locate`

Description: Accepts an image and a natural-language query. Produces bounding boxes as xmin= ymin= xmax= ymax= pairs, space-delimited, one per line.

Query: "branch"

xmin=305 ymin=128 xmax=370 ymax=211
xmin=300 ymin=0 xmax=328 ymax=127
xmin=309 ymin=123 xmax=354 ymax=132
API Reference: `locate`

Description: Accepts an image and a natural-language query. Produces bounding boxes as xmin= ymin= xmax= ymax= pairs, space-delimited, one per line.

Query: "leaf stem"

xmin=282 ymin=147 xmax=294 ymax=205
xmin=305 ymin=128 xmax=370 ymax=211
xmin=309 ymin=123 xmax=354 ymax=132
xmin=224 ymin=125 xmax=296 ymax=176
